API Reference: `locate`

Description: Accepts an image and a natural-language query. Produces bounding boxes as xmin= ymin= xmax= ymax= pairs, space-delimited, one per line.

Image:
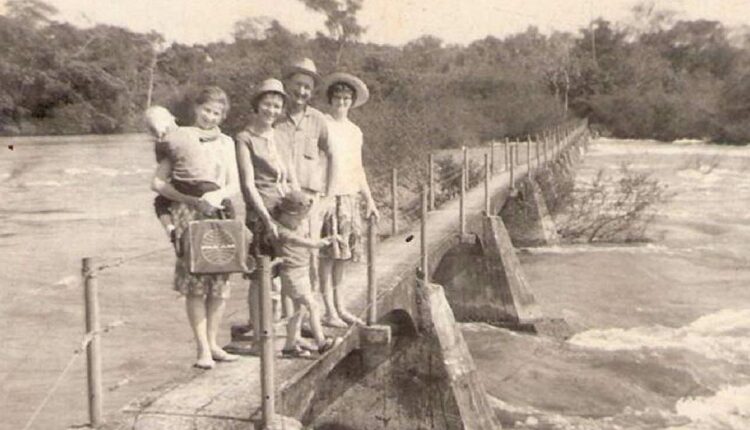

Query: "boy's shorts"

xmin=280 ymin=266 xmax=312 ymax=301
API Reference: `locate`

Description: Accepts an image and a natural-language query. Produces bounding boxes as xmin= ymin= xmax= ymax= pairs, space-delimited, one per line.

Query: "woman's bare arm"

xmin=236 ymin=136 xmax=278 ymax=237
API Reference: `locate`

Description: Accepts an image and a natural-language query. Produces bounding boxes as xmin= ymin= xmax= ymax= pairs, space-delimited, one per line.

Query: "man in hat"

xmin=275 ymin=57 xmax=330 ymax=291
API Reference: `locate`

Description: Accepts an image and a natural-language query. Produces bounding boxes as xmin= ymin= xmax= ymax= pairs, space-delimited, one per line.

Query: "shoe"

xmin=281 ymin=346 xmax=314 ymax=360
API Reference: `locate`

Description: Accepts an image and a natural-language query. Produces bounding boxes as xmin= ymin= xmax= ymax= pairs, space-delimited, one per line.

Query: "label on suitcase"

xmin=185 ymin=219 xmax=248 ymax=274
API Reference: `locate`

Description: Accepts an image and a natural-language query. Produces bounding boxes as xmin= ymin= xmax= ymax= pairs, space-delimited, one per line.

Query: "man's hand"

xmin=318 ymin=235 xmax=342 ymax=248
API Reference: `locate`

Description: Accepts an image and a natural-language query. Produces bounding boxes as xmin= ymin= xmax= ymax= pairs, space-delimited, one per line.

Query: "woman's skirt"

xmin=320 ymin=194 xmax=362 ymax=261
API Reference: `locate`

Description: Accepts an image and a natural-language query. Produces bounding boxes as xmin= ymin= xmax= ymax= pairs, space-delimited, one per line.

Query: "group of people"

xmin=147 ymin=58 xmax=379 ymax=369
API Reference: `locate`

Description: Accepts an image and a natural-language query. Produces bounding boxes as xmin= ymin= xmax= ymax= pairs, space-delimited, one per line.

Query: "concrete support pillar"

xmin=499 ymin=178 xmax=560 ymax=247
xmin=358 ymin=325 xmax=392 ymax=371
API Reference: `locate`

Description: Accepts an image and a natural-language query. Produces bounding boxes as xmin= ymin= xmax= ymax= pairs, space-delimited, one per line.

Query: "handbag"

xmin=184 ymin=207 xmax=252 ymax=274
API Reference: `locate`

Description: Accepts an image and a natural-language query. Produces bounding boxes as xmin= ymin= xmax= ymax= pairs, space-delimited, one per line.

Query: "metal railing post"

xmin=504 ymin=138 xmax=509 ymax=171
xmin=428 ymin=154 xmax=435 ymax=211
xmin=489 ymin=142 xmax=495 ymax=175
xmin=420 ymin=186 xmax=429 ymax=281
xmin=484 ymin=153 xmax=490 ymax=214
xmin=259 ymin=256 xmax=275 ymax=427
xmin=526 ymin=135 xmax=531 ymax=167
xmin=462 ymin=146 xmax=468 ymax=188
xmin=509 ymin=145 xmax=515 ymax=190
xmin=367 ymin=216 xmax=377 ymax=325
xmin=460 ymin=153 xmax=466 ymax=237
xmin=391 ymin=168 xmax=398 ymax=235
xmin=82 ymin=258 xmax=103 ymax=428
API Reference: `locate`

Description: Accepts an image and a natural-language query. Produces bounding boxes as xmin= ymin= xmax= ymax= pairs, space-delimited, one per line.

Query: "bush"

xmin=557 ymin=163 xmax=671 ymax=242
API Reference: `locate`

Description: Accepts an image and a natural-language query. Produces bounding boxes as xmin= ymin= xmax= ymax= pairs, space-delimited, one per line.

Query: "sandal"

xmin=318 ymin=337 xmax=343 ymax=355
xmin=281 ymin=346 xmax=314 ymax=360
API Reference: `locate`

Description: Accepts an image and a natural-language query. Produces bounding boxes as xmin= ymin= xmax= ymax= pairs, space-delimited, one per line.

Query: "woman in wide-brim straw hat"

xmin=235 ymin=78 xmax=298 ymax=350
xmin=318 ymin=72 xmax=379 ymax=328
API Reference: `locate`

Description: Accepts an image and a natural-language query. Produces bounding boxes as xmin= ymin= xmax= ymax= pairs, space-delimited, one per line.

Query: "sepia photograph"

xmin=2 ymin=0 xmax=750 ymax=429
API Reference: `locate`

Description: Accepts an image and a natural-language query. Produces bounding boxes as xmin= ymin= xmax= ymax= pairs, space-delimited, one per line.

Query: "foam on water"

xmin=569 ymin=309 xmax=750 ymax=364
xmin=668 ymin=384 xmax=750 ymax=430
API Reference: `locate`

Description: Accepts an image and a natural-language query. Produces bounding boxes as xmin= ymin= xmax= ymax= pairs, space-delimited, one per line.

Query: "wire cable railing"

xmin=22 ymin=119 xmax=591 ymax=430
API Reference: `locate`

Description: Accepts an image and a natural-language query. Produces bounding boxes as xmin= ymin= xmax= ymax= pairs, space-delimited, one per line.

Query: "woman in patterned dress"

xmin=318 ymin=73 xmax=379 ymax=327
xmin=151 ymin=86 xmax=240 ymax=369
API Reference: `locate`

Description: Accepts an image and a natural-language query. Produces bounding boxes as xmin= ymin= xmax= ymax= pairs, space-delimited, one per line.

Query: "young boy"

xmin=272 ymin=191 xmax=342 ymax=357
xmin=145 ymin=105 xmax=235 ymax=248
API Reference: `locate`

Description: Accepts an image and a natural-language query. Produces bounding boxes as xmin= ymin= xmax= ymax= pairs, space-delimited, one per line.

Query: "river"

xmin=464 ymin=138 xmax=750 ymax=429
xmin=1 ymin=136 xmax=749 ymax=429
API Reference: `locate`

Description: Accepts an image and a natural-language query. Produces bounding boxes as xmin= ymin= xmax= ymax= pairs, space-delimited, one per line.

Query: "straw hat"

xmin=283 ymin=57 xmax=321 ymax=84
xmin=252 ymin=78 xmax=287 ymax=106
xmin=322 ymin=72 xmax=370 ymax=109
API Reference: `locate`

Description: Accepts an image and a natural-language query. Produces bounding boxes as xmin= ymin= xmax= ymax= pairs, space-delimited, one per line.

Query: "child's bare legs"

xmin=302 ymin=293 xmax=327 ymax=347
xmin=283 ymin=300 xmax=305 ymax=351
xmin=185 ymin=296 xmax=213 ymax=368
xmin=332 ymin=260 xmax=363 ymax=325
xmin=319 ymin=257 xmax=346 ymax=328
xmin=206 ymin=295 xmax=237 ymax=361
xmin=157 ymin=214 xmax=175 ymax=235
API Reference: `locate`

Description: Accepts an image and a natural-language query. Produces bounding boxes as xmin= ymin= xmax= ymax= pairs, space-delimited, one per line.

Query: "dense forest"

xmin=3 ymin=0 xmax=750 ymax=155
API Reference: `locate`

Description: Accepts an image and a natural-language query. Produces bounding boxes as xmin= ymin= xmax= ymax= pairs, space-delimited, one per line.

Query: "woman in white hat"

xmin=318 ymin=72 xmax=380 ymax=327
xmin=235 ymin=78 xmax=298 ymax=349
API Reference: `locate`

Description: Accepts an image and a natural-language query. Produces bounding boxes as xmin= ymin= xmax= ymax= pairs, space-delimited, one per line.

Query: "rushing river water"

xmin=464 ymin=138 xmax=750 ymax=430
xmin=1 ymin=136 xmax=749 ymax=429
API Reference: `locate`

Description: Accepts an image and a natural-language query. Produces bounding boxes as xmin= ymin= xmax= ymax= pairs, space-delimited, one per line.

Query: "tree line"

xmin=2 ymin=0 xmax=750 ymax=155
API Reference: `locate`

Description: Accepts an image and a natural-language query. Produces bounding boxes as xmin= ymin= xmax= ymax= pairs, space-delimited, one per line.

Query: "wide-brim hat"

xmin=278 ymin=190 xmax=313 ymax=217
xmin=252 ymin=78 xmax=287 ymax=105
xmin=283 ymin=57 xmax=321 ymax=85
xmin=322 ymin=72 xmax=370 ymax=109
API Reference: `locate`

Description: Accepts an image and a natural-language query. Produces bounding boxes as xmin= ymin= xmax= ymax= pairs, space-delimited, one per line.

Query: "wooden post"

xmin=82 ymin=258 xmax=103 ymax=428
xmin=460 ymin=155 xmax=466 ymax=237
xmin=420 ymin=186 xmax=429 ymax=281
xmin=367 ymin=216 xmax=377 ymax=326
xmin=535 ymin=135 xmax=540 ymax=168
xmin=391 ymin=168 xmax=398 ymax=236
xmin=259 ymin=256 xmax=275 ymax=426
xmin=428 ymin=154 xmax=435 ymax=211
xmin=484 ymin=152 xmax=490 ymax=214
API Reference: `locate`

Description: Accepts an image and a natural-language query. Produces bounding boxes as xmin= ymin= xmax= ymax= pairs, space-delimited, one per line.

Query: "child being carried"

xmin=145 ymin=106 xmax=236 ymax=248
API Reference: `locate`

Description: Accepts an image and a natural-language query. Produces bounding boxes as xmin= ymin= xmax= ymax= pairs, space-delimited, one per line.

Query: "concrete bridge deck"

xmin=119 ymin=128 xmax=585 ymax=429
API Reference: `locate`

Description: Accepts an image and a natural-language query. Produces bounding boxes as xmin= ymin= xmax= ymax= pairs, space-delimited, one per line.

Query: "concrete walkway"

xmin=119 ymin=135 xmax=576 ymax=429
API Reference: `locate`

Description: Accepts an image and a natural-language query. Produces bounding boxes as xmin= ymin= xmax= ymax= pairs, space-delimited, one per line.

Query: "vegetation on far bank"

xmin=3 ymin=1 xmax=750 ymax=169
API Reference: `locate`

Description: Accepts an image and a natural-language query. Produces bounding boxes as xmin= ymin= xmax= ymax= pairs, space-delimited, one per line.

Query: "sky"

xmin=3 ymin=0 xmax=750 ymax=46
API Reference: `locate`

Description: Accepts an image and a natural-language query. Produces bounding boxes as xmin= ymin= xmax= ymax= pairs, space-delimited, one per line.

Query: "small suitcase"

xmin=184 ymin=218 xmax=250 ymax=274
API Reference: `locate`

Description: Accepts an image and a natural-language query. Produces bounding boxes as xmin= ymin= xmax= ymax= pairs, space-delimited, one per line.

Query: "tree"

xmin=298 ymin=0 xmax=365 ymax=65
xmin=233 ymin=16 xmax=275 ymax=41
xmin=4 ymin=0 xmax=57 ymax=27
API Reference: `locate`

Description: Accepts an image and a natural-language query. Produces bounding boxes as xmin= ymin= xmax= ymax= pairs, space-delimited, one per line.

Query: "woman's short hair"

xmin=252 ymin=91 xmax=286 ymax=114
xmin=194 ymin=86 xmax=230 ymax=116
xmin=326 ymin=82 xmax=357 ymax=105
